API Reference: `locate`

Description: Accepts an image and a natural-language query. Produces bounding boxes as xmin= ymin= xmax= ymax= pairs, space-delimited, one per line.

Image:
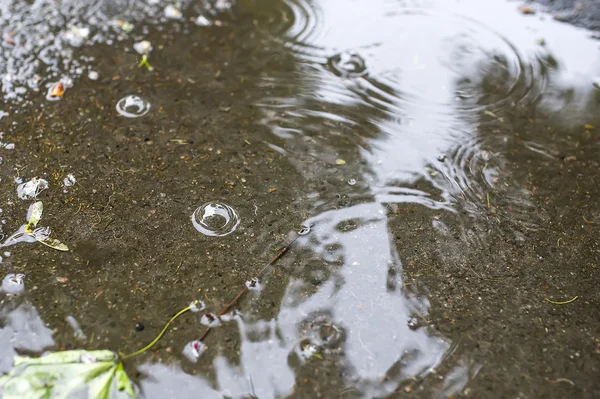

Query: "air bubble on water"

xmin=1 ymin=273 xmax=25 ymax=294
xmin=327 ymin=51 xmax=368 ymax=78
xmin=17 ymin=177 xmax=49 ymax=199
xmin=245 ymin=277 xmax=261 ymax=291
xmin=200 ymin=312 xmax=221 ymax=328
xmin=347 ymin=178 xmax=356 ymax=186
xmin=191 ymin=202 xmax=240 ymax=237
xmin=88 ymin=71 xmax=99 ymax=81
xmin=116 ymin=95 xmax=151 ymax=118
xmin=183 ymin=340 xmax=207 ymax=362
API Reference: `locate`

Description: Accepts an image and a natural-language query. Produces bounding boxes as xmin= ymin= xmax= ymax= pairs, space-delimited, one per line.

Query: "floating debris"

xmin=191 ymin=202 xmax=240 ymax=237
xmin=545 ymin=296 xmax=578 ymax=305
xmin=133 ymin=40 xmax=152 ymax=55
xmin=245 ymin=277 xmax=261 ymax=291
xmin=182 ymin=340 xmax=207 ymax=362
xmin=200 ymin=312 xmax=221 ymax=328
xmin=4 ymin=143 xmax=15 ymax=150
xmin=63 ymin=174 xmax=76 ymax=188
xmin=189 ymin=300 xmax=206 ymax=313
xmin=116 ymin=95 xmax=151 ymax=118
xmin=46 ymin=82 xmax=65 ymax=101
xmin=1 ymin=273 xmax=25 ymax=294
xmin=300 ymin=342 xmax=321 ymax=360
xmin=164 ymin=5 xmax=182 ymax=19
xmin=17 ymin=177 xmax=49 ymax=199
xmin=138 ymin=54 xmax=154 ymax=71
xmin=335 ymin=159 xmax=347 ymax=165
xmin=0 ymin=350 xmax=135 ymax=398
xmin=519 ymin=5 xmax=535 ymax=15
xmin=1 ymin=201 xmax=69 ymax=251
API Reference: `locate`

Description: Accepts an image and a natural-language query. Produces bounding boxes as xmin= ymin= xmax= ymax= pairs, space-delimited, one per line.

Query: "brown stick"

xmin=198 ymin=229 xmax=307 ymax=342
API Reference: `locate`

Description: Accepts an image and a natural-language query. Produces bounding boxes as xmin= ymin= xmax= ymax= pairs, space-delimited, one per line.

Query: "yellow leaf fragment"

xmin=35 ymin=237 xmax=69 ymax=252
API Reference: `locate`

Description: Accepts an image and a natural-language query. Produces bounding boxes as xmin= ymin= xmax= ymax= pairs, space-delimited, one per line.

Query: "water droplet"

xmin=327 ymin=51 xmax=367 ymax=78
xmin=191 ymin=202 xmax=240 ymax=237
xmin=2 ymin=273 xmax=25 ymax=294
xmin=116 ymin=95 xmax=151 ymax=118
xmin=347 ymin=178 xmax=356 ymax=186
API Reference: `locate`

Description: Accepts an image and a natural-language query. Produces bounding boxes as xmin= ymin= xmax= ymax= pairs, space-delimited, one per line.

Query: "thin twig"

xmin=198 ymin=230 xmax=306 ymax=342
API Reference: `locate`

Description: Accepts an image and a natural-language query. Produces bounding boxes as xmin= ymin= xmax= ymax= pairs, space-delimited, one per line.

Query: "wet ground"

xmin=0 ymin=0 xmax=599 ymax=398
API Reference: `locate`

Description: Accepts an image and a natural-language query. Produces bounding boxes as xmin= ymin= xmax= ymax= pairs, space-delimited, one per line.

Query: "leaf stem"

xmin=120 ymin=306 xmax=191 ymax=360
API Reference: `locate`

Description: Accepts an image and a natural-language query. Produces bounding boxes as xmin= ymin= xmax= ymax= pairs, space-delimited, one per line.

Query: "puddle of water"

xmin=0 ymin=0 xmax=598 ymax=397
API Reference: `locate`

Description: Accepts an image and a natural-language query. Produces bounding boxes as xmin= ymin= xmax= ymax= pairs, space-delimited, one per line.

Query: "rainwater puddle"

xmin=0 ymin=0 xmax=598 ymax=398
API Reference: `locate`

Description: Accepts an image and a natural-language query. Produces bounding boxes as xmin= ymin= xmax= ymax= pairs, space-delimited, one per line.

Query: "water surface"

xmin=0 ymin=0 xmax=598 ymax=397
